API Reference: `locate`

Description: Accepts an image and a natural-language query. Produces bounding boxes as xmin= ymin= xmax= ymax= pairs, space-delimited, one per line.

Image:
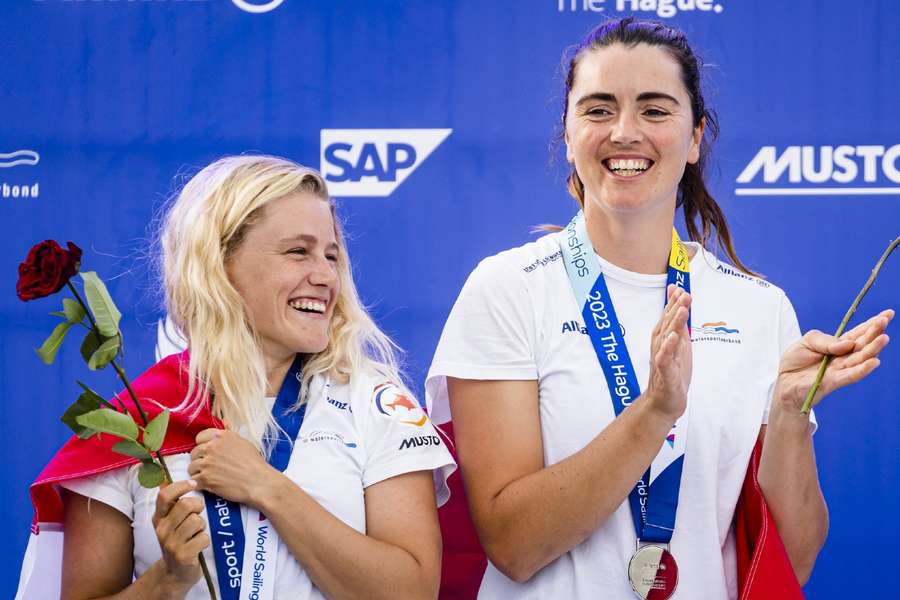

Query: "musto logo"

xmin=320 ymin=129 xmax=452 ymax=197
xmin=736 ymin=145 xmax=900 ymax=196
xmin=373 ymin=382 xmax=427 ymax=427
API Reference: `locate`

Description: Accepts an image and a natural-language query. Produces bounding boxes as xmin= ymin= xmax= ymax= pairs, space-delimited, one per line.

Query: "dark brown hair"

xmin=562 ymin=17 xmax=757 ymax=275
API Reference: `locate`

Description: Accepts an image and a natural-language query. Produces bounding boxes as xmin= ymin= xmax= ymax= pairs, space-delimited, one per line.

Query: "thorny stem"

xmin=801 ymin=236 xmax=900 ymax=414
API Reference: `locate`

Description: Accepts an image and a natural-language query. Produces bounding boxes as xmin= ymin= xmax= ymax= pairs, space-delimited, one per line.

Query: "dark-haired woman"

xmin=427 ymin=18 xmax=892 ymax=599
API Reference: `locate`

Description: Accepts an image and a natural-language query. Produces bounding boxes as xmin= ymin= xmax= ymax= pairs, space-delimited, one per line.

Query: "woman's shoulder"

xmin=473 ymin=232 xmax=563 ymax=278
xmin=695 ymin=246 xmax=789 ymax=302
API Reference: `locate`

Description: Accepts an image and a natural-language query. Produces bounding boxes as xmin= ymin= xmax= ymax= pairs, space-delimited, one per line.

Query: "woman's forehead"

xmin=572 ymin=43 xmax=686 ymax=99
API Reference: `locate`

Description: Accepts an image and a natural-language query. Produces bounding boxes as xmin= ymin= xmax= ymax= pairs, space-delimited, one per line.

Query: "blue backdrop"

xmin=1 ymin=1 xmax=898 ymax=598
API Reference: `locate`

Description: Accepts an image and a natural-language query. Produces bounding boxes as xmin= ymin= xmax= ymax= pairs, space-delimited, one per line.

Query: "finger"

xmin=658 ymin=289 xmax=688 ymax=339
xmin=173 ymin=513 xmax=207 ymax=544
xmin=802 ymin=330 xmax=855 ymax=357
xmin=183 ymin=532 xmax=212 ymax=556
xmin=189 ymin=443 xmax=209 ymax=462
xmin=821 ymin=358 xmax=881 ymax=398
xmin=195 ymin=428 xmax=222 ymax=445
xmin=832 ymin=333 xmax=890 ymax=370
xmin=154 ymin=480 xmax=198 ymax=522
xmin=187 ymin=459 xmax=202 ymax=477
xmin=839 ymin=310 xmax=893 ymax=343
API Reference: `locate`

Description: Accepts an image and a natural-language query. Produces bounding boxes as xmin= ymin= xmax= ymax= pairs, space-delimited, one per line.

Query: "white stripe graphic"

xmin=0 ymin=150 xmax=40 ymax=168
xmin=735 ymin=187 xmax=900 ymax=196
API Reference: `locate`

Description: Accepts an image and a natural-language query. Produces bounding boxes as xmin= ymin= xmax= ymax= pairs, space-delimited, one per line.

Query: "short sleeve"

xmin=763 ymin=292 xmax=818 ymax=432
xmin=57 ymin=466 xmax=135 ymax=520
xmin=426 ymin=254 xmax=538 ymax=423
xmin=361 ymin=382 xmax=456 ymax=506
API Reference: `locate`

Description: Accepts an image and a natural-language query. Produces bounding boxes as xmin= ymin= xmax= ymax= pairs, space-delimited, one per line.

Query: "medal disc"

xmin=628 ymin=545 xmax=678 ymax=600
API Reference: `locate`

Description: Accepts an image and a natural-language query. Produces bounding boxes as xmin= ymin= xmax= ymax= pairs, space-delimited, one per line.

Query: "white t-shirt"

xmin=61 ymin=367 xmax=456 ymax=600
xmin=426 ymin=233 xmax=812 ymax=600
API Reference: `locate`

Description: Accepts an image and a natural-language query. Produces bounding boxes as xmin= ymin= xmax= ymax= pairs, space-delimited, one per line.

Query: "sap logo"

xmin=320 ymin=129 xmax=452 ymax=197
xmin=232 ymin=0 xmax=285 ymax=13
xmin=399 ymin=435 xmax=441 ymax=451
xmin=327 ymin=397 xmax=351 ymax=412
xmin=557 ymin=0 xmax=724 ymax=18
xmin=562 ymin=321 xmax=587 ymax=335
xmin=736 ymin=145 xmax=900 ymax=196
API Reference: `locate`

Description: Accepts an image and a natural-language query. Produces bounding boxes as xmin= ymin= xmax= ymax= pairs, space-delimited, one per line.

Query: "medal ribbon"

xmin=558 ymin=212 xmax=690 ymax=544
xmin=204 ymin=354 xmax=307 ymax=599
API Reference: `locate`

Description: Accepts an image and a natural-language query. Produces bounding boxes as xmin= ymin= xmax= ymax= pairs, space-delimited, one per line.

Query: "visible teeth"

xmin=607 ymin=158 xmax=650 ymax=172
xmin=289 ymin=299 xmax=326 ymax=313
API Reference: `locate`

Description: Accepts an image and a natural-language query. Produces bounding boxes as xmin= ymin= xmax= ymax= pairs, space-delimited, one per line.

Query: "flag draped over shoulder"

xmin=436 ymin=428 xmax=804 ymax=600
xmin=17 ymin=350 xmax=218 ymax=599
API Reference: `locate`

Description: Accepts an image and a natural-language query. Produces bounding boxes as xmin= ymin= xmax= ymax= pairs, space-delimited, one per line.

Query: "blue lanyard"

xmin=559 ymin=212 xmax=690 ymax=544
xmin=204 ymin=354 xmax=307 ymax=599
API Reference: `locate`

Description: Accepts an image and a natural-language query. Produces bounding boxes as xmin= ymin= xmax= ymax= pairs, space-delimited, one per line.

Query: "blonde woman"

xmin=20 ymin=156 xmax=455 ymax=600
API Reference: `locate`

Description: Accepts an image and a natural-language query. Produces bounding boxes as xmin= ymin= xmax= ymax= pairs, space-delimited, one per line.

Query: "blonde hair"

xmin=160 ymin=155 xmax=404 ymax=452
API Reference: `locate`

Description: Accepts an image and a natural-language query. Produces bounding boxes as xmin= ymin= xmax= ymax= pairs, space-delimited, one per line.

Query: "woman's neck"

xmin=583 ymin=202 xmax=676 ymax=275
xmin=264 ymin=353 xmax=295 ymax=396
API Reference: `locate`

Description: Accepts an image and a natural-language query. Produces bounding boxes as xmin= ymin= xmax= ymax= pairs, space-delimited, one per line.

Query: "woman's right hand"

xmin=152 ymin=479 xmax=210 ymax=593
xmin=644 ymin=284 xmax=693 ymax=422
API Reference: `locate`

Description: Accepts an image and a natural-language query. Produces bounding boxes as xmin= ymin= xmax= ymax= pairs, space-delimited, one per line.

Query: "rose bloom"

xmin=16 ymin=240 xmax=83 ymax=301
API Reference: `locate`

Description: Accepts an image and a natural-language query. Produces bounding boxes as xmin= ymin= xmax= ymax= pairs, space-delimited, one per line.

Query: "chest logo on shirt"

xmin=561 ymin=320 xmax=625 ymax=337
xmin=691 ymin=321 xmax=743 ymax=344
xmin=373 ymin=382 xmax=427 ymax=427
xmin=327 ymin=396 xmax=352 ymax=412
xmin=299 ymin=429 xmax=358 ymax=448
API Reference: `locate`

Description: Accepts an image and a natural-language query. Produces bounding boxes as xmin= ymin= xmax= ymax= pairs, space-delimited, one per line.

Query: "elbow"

xmin=483 ymin=540 xmax=544 ymax=584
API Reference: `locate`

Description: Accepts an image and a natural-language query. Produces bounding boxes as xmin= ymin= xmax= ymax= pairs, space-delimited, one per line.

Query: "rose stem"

xmin=801 ymin=236 xmax=900 ymax=415
xmin=66 ymin=280 xmax=218 ymax=599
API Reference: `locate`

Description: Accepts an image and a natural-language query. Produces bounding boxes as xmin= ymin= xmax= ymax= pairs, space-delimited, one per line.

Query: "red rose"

xmin=16 ymin=240 xmax=83 ymax=301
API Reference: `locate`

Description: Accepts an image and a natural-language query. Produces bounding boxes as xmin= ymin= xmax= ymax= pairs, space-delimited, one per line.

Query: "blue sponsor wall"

xmin=1 ymin=0 xmax=898 ymax=597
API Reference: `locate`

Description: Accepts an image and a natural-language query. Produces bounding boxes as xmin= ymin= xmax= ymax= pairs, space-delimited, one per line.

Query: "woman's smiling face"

xmin=225 ymin=191 xmax=341 ymax=364
xmin=565 ymin=42 xmax=703 ymax=217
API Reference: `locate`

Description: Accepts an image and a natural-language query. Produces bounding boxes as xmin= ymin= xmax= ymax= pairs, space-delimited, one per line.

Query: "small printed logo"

xmin=327 ymin=397 xmax=351 ymax=412
xmin=232 ymin=0 xmax=285 ymax=13
xmin=522 ymin=251 xmax=562 ymax=273
xmin=716 ymin=264 xmax=770 ymax=288
xmin=561 ymin=320 xmax=625 ymax=336
xmin=691 ymin=321 xmax=742 ymax=344
xmin=320 ymin=129 xmax=451 ymax=197
xmin=373 ymin=382 xmax=427 ymax=427
xmin=399 ymin=434 xmax=441 ymax=451
xmin=300 ymin=429 xmax=357 ymax=448
xmin=665 ymin=433 xmax=676 ymax=449
xmin=1 ymin=149 xmax=41 ymax=200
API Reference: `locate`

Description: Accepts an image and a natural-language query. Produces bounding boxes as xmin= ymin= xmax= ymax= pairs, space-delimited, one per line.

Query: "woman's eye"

xmin=326 ymin=254 xmax=339 ymax=263
xmin=288 ymin=247 xmax=308 ymax=256
xmin=586 ymin=107 xmax=612 ymax=117
xmin=644 ymin=108 xmax=669 ymax=117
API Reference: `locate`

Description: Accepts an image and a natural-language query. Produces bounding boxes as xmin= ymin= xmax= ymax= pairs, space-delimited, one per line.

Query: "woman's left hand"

xmin=773 ymin=309 xmax=893 ymax=417
xmin=188 ymin=428 xmax=280 ymax=507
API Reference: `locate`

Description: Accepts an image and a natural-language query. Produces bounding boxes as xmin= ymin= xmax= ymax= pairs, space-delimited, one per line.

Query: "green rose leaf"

xmin=138 ymin=460 xmax=166 ymax=488
xmin=80 ymin=271 xmax=122 ymax=337
xmin=36 ymin=322 xmax=73 ymax=365
xmin=75 ymin=407 xmax=138 ymax=440
xmin=62 ymin=297 xmax=86 ymax=324
xmin=49 ymin=311 xmax=67 ymax=319
xmin=143 ymin=410 xmax=170 ymax=453
xmin=80 ymin=328 xmax=103 ymax=364
xmin=61 ymin=389 xmax=105 ymax=439
xmin=88 ymin=336 xmax=120 ymax=371
xmin=112 ymin=439 xmax=152 ymax=460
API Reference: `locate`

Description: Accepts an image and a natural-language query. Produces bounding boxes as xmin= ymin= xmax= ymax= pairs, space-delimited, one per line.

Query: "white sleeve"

xmin=361 ymin=382 xmax=457 ymax=507
xmin=425 ymin=254 xmax=538 ymax=423
xmin=762 ymin=292 xmax=818 ymax=432
xmin=57 ymin=467 xmax=135 ymax=520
